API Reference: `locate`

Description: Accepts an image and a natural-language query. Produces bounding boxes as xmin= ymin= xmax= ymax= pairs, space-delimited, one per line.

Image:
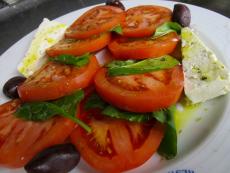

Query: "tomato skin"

xmin=65 ymin=5 xmax=125 ymax=39
xmin=108 ymin=32 xmax=180 ymax=60
xmin=123 ymin=5 xmax=172 ymax=38
xmin=70 ymin=108 xmax=164 ymax=173
xmin=18 ymin=55 xmax=100 ymax=102
xmin=46 ymin=33 xmax=111 ymax=57
xmin=94 ymin=66 xmax=184 ymax=113
xmin=0 ymin=100 xmax=75 ymax=168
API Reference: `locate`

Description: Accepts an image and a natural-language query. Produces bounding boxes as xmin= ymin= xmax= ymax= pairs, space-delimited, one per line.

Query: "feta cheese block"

xmin=17 ymin=18 xmax=67 ymax=77
xmin=182 ymin=27 xmax=230 ymax=103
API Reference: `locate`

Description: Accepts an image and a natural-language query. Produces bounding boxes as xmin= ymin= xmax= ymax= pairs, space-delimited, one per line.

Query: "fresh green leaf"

xmin=102 ymin=106 xmax=155 ymax=122
xmin=15 ymin=102 xmax=61 ymax=121
xmin=84 ymin=93 xmax=107 ymax=110
xmin=152 ymin=109 xmax=167 ymax=123
xmin=158 ymin=105 xmax=177 ymax=159
xmin=107 ymin=55 xmax=180 ymax=76
xmin=152 ymin=22 xmax=182 ymax=39
xmin=15 ymin=90 xmax=91 ymax=133
xmin=110 ymin=25 xmax=123 ymax=35
xmin=84 ymin=93 xmax=168 ymax=123
xmin=53 ymin=90 xmax=84 ymax=117
xmin=84 ymin=93 xmax=152 ymax=122
xmin=107 ymin=60 xmax=136 ymax=68
xmin=49 ymin=53 xmax=90 ymax=67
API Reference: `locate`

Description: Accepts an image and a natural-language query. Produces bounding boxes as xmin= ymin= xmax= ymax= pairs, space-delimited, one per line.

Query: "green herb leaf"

xmin=84 ymin=93 xmax=107 ymax=110
xmin=85 ymin=93 xmax=169 ymax=123
xmin=157 ymin=105 xmax=177 ymax=159
xmin=107 ymin=55 xmax=180 ymax=76
xmin=49 ymin=53 xmax=90 ymax=67
xmin=15 ymin=90 xmax=91 ymax=133
xmin=15 ymin=102 xmax=61 ymax=121
xmin=152 ymin=109 xmax=167 ymax=123
xmin=53 ymin=90 xmax=84 ymax=116
xmin=84 ymin=93 xmax=151 ymax=122
xmin=107 ymin=60 xmax=136 ymax=68
xmin=152 ymin=22 xmax=182 ymax=39
xmin=110 ymin=25 xmax=123 ymax=35
xmin=102 ymin=106 xmax=155 ymax=122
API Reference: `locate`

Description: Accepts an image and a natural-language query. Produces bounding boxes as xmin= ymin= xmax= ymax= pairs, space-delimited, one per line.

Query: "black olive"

xmin=172 ymin=4 xmax=191 ymax=27
xmin=24 ymin=143 xmax=80 ymax=173
xmin=106 ymin=0 xmax=125 ymax=10
xmin=3 ymin=76 xmax=26 ymax=99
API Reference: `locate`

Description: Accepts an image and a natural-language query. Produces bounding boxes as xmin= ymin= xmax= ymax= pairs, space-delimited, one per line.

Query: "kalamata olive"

xmin=3 ymin=76 xmax=26 ymax=99
xmin=24 ymin=143 xmax=80 ymax=173
xmin=172 ymin=4 xmax=191 ymax=27
xmin=106 ymin=0 xmax=125 ymax=10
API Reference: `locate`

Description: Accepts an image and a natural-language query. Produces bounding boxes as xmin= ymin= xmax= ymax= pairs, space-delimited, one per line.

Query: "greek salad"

xmin=0 ymin=1 xmax=230 ymax=173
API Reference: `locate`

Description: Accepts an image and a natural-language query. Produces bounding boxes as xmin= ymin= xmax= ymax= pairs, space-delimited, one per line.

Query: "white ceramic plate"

xmin=0 ymin=0 xmax=230 ymax=173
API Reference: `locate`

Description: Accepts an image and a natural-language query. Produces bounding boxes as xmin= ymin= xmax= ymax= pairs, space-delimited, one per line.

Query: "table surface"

xmin=0 ymin=0 xmax=229 ymax=55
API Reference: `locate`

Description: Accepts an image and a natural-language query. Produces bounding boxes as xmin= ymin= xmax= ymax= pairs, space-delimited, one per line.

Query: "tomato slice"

xmin=65 ymin=6 xmax=125 ymax=39
xmin=123 ymin=5 xmax=172 ymax=38
xmin=94 ymin=66 xmax=184 ymax=113
xmin=71 ymin=107 xmax=164 ymax=173
xmin=18 ymin=55 xmax=100 ymax=102
xmin=46 ymin=33 xmax=111 ymax=57
xmin=108 ymin=32 xmax=179 ymax=60
xmin=0 ymin=100 xmax=75 ymax=168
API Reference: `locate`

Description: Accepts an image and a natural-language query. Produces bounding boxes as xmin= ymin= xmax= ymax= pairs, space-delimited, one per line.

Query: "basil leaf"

xmin=152 ymin=22 xmax=182 ymax=39
xmin=107 ymin=60 xmax=136 ymax=68
xmin=110 ymin=25 xmax=123 ymax=35
xmin=107 ymin=55 xmax=180 ymax=76
xmin=53 ymin=90 xmax=84 ymax=116
xmin=102 ymin=106 xmax=154 ymax=122
xmin=84 ymin=93 xmax=107 ymax=110
xmin=49 ymin=53 xmax=90 ymax=67
xmin=85 ymin=93 xmax=168 ymax=123
xmin=158 ymin=105 xmax=177 ymax=159
xmin=15 ymin=90 xmax=91 ymax=133
xmin=15 ymin=102 xmax=61 ymax=121
xmin=152 ymin=110 xmax=167 ymax=123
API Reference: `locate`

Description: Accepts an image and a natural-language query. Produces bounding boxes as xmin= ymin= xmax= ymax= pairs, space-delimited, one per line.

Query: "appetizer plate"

xmin=0 ymin=0 xmax=230 ymax=173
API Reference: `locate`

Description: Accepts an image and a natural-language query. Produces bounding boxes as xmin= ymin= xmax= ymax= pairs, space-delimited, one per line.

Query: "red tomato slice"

xmin=94 ymin=66 xmax=184 ymax=113
xmin=123 ymin=5 xmax=172 ymax=38
xmin=71 ymin=107 xmax=164 ymax=173
xmin=0 ymin=100 xmax=75 ymax=168
xmin=18 ymin=55 xmax=100 ymax=102
xmin=46 ymin=33 xmax=111 ymax=57
xmin=65 ymin=6 xmax=125 ymax=39
xmin=108 ymin=32 xmax=180 ymax=60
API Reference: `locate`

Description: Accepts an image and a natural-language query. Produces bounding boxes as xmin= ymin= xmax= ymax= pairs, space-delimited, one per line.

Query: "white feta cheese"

xmin=182 ymin=27 xmax=230 ymax=103
xmin=17 ymin=18 xmax=67 ymax=77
